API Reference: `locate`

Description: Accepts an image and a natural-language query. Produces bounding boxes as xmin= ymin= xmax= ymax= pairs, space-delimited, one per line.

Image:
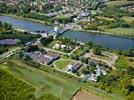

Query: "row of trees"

xmin=118 ymin=48 xmax=134 ymax=57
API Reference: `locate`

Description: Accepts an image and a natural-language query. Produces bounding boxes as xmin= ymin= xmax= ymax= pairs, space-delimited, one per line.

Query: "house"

xmin=88 ymin=74 xmax=97 ymax=82
xmin=77 ymin=12 xmax=90 ymax=19
xmin=45 ymin=51 xmax=60 ymax=60
xmin=46 ymin=12 xmax=57 ymax=17
xmin=53 ymin=44 xmax=71 ymax=50
xmin=68 ymin=62 xmax=82 ymax=72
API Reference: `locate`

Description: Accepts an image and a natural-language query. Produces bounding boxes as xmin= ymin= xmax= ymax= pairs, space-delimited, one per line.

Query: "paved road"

xmin=0 ymin=47 xmax=22 ymax=61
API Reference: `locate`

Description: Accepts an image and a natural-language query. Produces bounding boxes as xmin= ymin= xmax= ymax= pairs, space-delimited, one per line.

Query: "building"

xmin=45 ymin=51 xmax=60 ymax=60
xmin=26 ymin=51 xmax=59 ymax=65
xmin=0 ymin=39 xmax=20 ymax=45
xmin=68 ymin=62 xmax=82 ymax=72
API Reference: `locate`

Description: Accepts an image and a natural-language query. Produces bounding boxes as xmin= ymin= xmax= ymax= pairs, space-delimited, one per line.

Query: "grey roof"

xmin=46 ymin=51 xmax=60 ymax=60
xmin=27 ymin=51 xmax=53 ymax=65
xmin=0 ymin=39 xmax=20 ymax=45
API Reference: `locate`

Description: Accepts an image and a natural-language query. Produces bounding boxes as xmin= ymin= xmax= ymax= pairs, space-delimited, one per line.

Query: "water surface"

xmin=0 ymin=15 xmax=134 ymax=50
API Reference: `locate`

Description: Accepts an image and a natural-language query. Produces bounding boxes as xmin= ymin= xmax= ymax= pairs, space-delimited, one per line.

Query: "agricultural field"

xmin=1 ymin=59 xmax=80 ymax=100
xmin=54 ymin=58 xmax=72 ymax=69
xmin=0 ymin=67 xmax=36 ymax=100
xmin=114 ymin=56 xmax=134 ymax=69
xmin=73 ymin=89 xmax=107 ymax=100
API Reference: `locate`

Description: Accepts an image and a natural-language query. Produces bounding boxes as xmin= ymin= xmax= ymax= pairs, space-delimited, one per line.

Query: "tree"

xmin=3 ymin=23 xmax=12 ymax=30
xmin=93 ymin=47 xmax=102 ymax=55
xmin=26 ymin=45 xmax=39 ymax=52
xmin=127 ymin=66 xmax=134 ymax=76
xmin=80 ymin=57 xmax=89 ymax=64
xmin=40 ymin=36 xmax=53 ymax=46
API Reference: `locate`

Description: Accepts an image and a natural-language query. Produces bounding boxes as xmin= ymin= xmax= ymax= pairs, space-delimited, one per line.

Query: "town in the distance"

xmin=0 ymin=0 xmax=134 ymax=100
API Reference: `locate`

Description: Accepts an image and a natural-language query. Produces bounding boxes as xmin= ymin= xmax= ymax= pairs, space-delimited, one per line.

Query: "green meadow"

xmin=1 ymin=59 xmax=80 ymax=100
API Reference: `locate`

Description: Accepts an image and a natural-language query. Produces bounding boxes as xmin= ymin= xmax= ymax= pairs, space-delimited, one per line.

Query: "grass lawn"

xmin=0 ymin=67 xmax=35 ymax=100
xmin=104 ymin=28 xmax=134 ymax=37
xmin=114 ymin=56 xmax=134 ymax=69
xmin=122 ymin=16 xmax=134 ymax=24
xmin=54 ymin=58 xmax=72 ymax=69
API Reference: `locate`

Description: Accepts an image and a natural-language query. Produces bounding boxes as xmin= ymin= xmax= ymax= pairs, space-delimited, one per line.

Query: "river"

xmin=0 ymin=15 xmax=134 ymax=50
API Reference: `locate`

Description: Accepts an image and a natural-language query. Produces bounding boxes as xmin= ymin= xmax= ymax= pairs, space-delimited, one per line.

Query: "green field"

xmin=104 ymin=28 xmax=134 ymax=37
xmin=0 ymin=67 xmax=36 ymax=100
xmin=114 ymin=56 xmax=134 ymax=69
xmin=2 ymin=59 xmax=80 ymax=100
xmin=54 ymin=58 xmax=72 ymax=69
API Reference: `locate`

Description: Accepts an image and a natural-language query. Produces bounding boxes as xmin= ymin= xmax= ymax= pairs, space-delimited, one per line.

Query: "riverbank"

xmin=1 ymin=13 xmax=53 ymax=26
xmin=73 ymin=29 xmax=134 ymax=40
xmin=1 ymin=13 xmax=134 ymax=39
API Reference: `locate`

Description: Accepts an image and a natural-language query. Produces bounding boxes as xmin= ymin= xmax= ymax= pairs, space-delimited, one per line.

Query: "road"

xmin=43 ymin=46 xmax=80 ymax=56
xmin=85 ymin=50 xmax=118 ymax=69
xmin=0 ymin=47 xmax=22 ymax=61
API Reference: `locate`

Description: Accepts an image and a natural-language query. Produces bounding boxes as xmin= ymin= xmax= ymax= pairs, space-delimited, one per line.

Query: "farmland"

xmin=73 ymin=89 xmax=107 ymax=100
xmin=0 ymin=67 xmax=36 ymax=100
xmin=1 ymin=59 xmax=80 ymax=100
